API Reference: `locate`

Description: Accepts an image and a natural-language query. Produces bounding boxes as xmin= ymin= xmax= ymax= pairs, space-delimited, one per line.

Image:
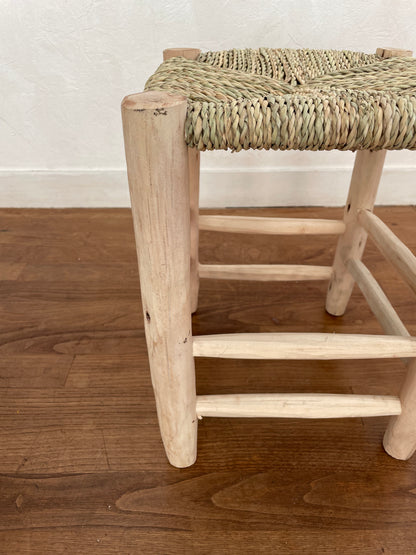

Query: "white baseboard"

xmin=0 ymin=167 xmax=415 ymax=208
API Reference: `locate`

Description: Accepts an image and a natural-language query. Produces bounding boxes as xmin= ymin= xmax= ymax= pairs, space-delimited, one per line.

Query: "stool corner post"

xmin=383 ymin=358 xmax=416 ymax=461
xmin=163 ymin=47 xmax=201 ymax=61
xmin=121 ymin=88 xmax=197 ymax=468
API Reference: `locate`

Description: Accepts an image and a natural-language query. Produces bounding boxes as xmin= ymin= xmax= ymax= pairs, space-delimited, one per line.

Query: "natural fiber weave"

xmin=145 ymin=48 xmax=416 ymax=151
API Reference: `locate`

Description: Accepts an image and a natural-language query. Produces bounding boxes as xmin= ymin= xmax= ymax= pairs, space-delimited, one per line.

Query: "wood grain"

xmin=0 ymin=206 xmax=416 ymax=553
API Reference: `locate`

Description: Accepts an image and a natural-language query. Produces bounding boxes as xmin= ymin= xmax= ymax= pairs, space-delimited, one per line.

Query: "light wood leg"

xmin=326 ymin=46 xmax=412 ymax=317
xmin=121 ymin=91 xmax=197 ymax=468
xmin=188 ymin=147 xmax=200 ymax=313
xmin=163 ymin=48 xmax=201 ymax=314
xmin=379 ymin=46 xmax=416 ymax=460
xmin=325 ymin=149 xmax=386 ymax=316
xmin=163 ymin=47 xmax=201 ymax=61
xmin=384 ymin=359 xmax=416 ymax=459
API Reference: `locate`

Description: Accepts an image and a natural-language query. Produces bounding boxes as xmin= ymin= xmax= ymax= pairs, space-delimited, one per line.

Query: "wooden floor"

xmin=1 ymin=206 xmax=416 ymax=554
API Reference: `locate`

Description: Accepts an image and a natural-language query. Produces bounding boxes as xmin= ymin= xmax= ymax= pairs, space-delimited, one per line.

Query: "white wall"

xmin=1 ymin=0 xmax=415 ymax=207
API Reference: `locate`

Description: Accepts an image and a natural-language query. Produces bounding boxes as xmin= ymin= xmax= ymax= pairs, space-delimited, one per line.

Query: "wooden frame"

xmin=121 ymin=46 xmax=416 ymax=468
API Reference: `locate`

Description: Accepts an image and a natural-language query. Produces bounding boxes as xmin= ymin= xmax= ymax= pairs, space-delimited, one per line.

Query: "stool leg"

xmin=326 ymin=149 xmax=386 ymax=316
xmin=189 ymin=147 xmax=200 ymax=313
xmin=384 ymin=359 xmax=416 ymax=460
xmin=163 ymin=48 xmax=202 ymax=315
xmin=326 ymin=45 xmax=411 ymax=317
xmin=121 ymin=91 xmax=197 ymax=468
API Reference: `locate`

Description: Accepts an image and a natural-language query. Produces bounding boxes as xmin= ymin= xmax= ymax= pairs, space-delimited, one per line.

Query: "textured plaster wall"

xmin=1 ymin=1 xmax=416 ymax=200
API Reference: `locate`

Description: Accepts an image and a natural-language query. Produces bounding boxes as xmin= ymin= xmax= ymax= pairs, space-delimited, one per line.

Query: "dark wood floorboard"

xmin=0 ymin=206 xmax=415 ymax=554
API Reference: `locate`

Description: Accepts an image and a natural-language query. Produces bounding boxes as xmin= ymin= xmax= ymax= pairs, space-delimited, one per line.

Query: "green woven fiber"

xmin=144 ymin=48 xmax=416 ymax=152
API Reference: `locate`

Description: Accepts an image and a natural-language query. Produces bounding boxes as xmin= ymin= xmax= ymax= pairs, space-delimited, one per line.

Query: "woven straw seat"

xmin=144 ymin=48 xmax=416 ymax=152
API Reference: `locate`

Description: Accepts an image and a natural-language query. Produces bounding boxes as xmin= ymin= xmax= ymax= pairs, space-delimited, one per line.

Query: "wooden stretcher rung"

xmin=196 ymin=393 xmax=402 ymax=418
xmin=358 ymin=209 xmax=416 ymax=295
xmin=192 ymin=333 xmax=416 ymax=360
xmin=347 ymin=258 xmax=410 ymax=338
xmin=198 ymin=264 xmax=332 ymax=281
xmin=199 ymin=215 xmax=346 ymax=235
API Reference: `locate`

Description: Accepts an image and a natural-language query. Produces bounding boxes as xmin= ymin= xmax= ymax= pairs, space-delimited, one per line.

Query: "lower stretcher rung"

xmin=358 ymin=209 xmax=416 ymax=295
xmin=198 ymin=264 xmax=332 ymax=281
xmin=196 ymin=393 xmax=401 ymax=419
xmin=192 ymin=333 xmax=416 ymax=360
xmin=198 ymin=215 xmax=346 ymax=235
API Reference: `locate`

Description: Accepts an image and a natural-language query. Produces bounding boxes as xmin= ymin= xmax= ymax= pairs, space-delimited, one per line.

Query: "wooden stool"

xmin=121 ymin=46 xmax=416 ymax=468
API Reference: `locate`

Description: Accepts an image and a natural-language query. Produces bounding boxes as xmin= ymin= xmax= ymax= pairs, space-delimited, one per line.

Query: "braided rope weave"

xmin=145 ymin=48 xmax=416 ymax=151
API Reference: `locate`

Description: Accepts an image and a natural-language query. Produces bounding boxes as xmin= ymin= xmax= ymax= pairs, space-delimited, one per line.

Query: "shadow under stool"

xmin=121 ymin=46 xmax=416 ymax=468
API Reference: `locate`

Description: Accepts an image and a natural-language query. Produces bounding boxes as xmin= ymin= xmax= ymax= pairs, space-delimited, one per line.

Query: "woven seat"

xmin=145 ymin=48 xmax=416 ymax=152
